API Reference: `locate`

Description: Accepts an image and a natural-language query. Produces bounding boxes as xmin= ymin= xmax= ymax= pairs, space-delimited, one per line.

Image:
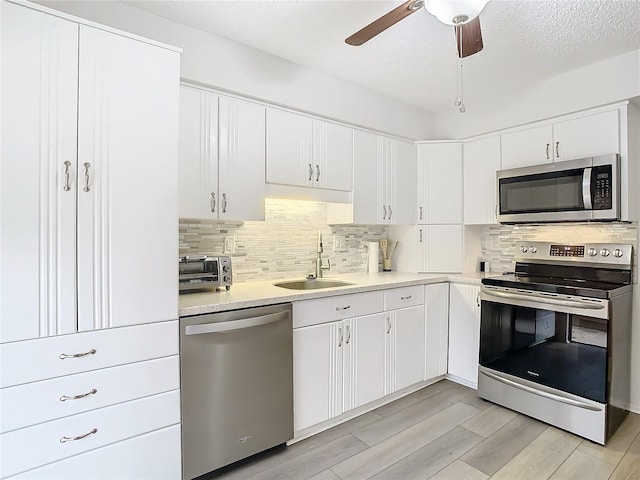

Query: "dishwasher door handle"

xmin=185 ymin=311 xmax=289 ymax=335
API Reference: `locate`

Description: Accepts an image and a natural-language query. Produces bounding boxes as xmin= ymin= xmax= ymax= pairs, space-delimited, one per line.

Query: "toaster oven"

xmin=179 ymin=256 xmax=232 ymax=292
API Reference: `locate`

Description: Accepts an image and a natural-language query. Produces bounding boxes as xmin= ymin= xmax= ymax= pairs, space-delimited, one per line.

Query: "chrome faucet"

xmin=315 ymin=232 xmax=331 ymax=278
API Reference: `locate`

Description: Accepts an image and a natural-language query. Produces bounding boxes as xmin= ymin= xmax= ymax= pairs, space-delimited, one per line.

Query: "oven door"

xmin=479 ymin=287 xmax=609 ymax=403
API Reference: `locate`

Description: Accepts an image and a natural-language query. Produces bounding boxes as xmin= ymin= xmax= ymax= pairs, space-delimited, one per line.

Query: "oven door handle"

xmin=479 ymin=367 xmax=603 ymax=412
xmin=481 ymin=289 xmax=605 ymax=310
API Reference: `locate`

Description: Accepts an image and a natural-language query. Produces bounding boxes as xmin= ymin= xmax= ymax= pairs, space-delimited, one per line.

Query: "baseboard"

xmin=445 ymin=373 xmax=477 ymax=390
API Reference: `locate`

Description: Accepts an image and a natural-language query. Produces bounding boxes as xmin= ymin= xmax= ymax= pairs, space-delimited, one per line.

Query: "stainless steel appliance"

xmin=180 ymin=304 xmax=293 ymax=479
xmin=478 ymin=242 xmax=633 ymax=444
xmin=497 ymin=154 xmax=620 ymax=223
xmin=179 ymin=255 xmax=232 ymax=292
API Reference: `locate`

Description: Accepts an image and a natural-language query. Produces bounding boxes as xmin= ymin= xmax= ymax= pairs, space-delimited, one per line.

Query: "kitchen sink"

xmin=273 ymin=279 xmax=354 ymax=290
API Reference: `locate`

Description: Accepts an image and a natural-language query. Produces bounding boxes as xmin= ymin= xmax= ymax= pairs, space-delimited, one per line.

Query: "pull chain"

xmin=454 ymin=24 xmax=466 ymax=113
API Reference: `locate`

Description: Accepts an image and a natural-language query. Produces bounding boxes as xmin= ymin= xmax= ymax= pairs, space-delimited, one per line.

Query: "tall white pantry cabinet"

xmin=0 ymin=1 xmax=181 ymax=478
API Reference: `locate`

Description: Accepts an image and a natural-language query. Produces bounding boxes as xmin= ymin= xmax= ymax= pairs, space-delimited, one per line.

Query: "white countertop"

xmin=178 ymin=271 xmax=499 ymax=317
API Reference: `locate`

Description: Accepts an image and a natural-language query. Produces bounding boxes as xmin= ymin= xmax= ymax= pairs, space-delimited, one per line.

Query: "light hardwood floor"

xmin=210 ymin=380 xmax=640 ymax=480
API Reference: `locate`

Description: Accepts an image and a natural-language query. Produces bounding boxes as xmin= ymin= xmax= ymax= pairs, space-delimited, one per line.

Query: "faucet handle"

xmin=322 ymin=259 xmax=331 ymax=271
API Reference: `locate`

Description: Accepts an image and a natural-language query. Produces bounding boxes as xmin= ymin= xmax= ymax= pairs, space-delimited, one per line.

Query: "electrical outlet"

xmin=333 ymin=235 xmax=345 ymax=252
xmin=223 ymin=236 xmax=235 ymax=254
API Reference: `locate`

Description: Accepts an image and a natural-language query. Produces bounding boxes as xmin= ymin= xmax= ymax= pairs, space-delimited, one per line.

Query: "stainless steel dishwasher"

xmin=180 ymin=303 xmax=293 ymax=480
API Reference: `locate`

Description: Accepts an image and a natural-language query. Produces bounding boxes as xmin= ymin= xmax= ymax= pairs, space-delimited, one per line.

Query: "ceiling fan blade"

xmin=345 ymin=0 xmax=424 ymax=46
xmin=455 ymin=16 xmax=483 ymax=58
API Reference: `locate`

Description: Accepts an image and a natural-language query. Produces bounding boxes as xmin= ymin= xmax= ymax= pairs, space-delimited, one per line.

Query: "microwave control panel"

xmin=592 ymin=165 xmax=612 ymax=210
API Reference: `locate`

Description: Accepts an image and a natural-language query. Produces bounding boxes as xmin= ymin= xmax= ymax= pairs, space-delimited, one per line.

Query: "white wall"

xmin=34 ymin=0 xmax=435 ymax=140
xmin=436 ymin=50 xmax=640 ymax=139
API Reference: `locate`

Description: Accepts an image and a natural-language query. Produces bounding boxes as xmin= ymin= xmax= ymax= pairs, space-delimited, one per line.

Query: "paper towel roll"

xmin=368 ymin=242 xmax=379 ymax=273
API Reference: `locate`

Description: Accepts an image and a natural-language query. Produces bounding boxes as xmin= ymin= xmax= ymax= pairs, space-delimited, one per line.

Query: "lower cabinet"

xmin=385 ymin=305 xmax=426 ymax=394
xmin=448 ymin=283 xmax=481 ymax=387
xmin=425 ymin=283 xmax=450 ymax=380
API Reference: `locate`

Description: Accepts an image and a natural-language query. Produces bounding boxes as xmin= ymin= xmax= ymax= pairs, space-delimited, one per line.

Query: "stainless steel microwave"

xmin=497 ymin=154 xmax=620 ymax=223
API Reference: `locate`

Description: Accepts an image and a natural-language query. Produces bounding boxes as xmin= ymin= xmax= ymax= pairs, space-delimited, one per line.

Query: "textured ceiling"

xmin=124 ymin=0 xmax=640 ymax=115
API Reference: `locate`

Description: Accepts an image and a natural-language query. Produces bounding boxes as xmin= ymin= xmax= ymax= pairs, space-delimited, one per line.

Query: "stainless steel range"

xmin=478 ymin=241 xmax=633 ymax=445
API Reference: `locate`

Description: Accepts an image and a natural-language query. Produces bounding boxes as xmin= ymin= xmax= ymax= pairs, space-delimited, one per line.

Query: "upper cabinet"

xmin=416 ymin=143 xmax=463 ymax=225
xmin=1 ymin=2 xmax=180 ymax=341
xmin=179 ymin=85 xmax=266 ymax=221
xmin=501 ymin=110 xmax=620 ymax=169
xmin=265 ymin=108 xmax=353 ymax=191
xmin=463 ymin=136 xmax=501 ymax=225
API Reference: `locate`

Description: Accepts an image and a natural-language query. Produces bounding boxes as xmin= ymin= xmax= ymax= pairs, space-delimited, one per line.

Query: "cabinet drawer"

xmin=13 ymin=424 xmax=181 ymax=479
xmin=0 ymin=390 xmax=180 ymax=478
xmin=0 ymin=321 xmax=178 ymax=388
xmin=1 ymin=356 xmax=179 ymax=434
xmin=384 ymin=285 xmax=425 ymax=310
xmin=293 ymin=291 xmax=384 ymax=328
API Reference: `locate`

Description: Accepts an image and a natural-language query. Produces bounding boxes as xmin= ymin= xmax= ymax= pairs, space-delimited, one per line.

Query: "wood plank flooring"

xmin=209 ymin=380 xmax=640 ymax=480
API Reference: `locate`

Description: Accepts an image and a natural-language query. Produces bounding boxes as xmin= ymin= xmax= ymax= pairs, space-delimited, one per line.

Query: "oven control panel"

xmin=515 ymin=242 xmax=632 ymax=266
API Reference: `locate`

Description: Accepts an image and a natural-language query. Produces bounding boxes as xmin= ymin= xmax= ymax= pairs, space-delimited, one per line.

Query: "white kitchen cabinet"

xmin=386 ymin=306 xmax=426 ymax=393
xmin=347 ymin=130 xmax=416 ymax=225
xmin=448 ymin=283 xmax=481 ymax=387
xmin=266 ymin=108 xmax=352 ymax=191
xmin=179 ymin=86 xmax=266 ymax=221
xmin=404 ymin=225 xmax=463 ymax=273
xmin=501 ymin=109 xmax=620 ymax=169
xmin=416 ymin=143 xmax=463 ymax=224
xmin=425 ymin=283 xmax=449 ymax=380
xmin=0 ymin=1 xmax=179 ymax=343
xmin=463 ymin=136 xmax=501 ymax=225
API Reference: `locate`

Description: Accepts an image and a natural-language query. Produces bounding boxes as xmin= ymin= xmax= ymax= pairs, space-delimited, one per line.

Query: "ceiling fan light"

xmin=423 ymin=0 xmax=489 ymax=25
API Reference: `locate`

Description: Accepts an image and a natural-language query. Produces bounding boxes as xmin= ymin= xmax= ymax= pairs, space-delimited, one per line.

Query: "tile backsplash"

xmin=481 ymin=223 xmax=638 ymax=282
xmin=179 ymin=198 xmax=388 ymax=282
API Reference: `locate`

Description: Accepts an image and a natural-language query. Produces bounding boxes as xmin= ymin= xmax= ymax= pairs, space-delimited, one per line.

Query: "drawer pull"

xmin=400 ymin=295 xmax=412 ymax=300
xmin=59 ymin=348 xmax=96 ymax=360
xmin=60 ymin=388 xmax=98 ymax=402
xmin=60 ymin=428 xmax=97 ymax=443
xmin=335 ymin=305 xmax=351 ymax=311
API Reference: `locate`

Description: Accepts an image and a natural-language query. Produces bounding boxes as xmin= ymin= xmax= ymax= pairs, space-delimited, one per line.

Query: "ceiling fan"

xmin=345 ymin=0 xmax=489 ymax=58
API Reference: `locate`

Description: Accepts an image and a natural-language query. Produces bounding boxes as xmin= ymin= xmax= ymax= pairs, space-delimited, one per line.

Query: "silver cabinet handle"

xmin=63 ymin=161 xmax=72 ymax=191
xmin=59 ymin=349 xmax=96 ymax=360
xmin=60 ymin=428 xmax=98 ymax=443
xmin=388 ymin=205 xmax=392 ymax=220
xmin=222 ymin=193 xmax=227 ymax=213
xmin=419 ymin=206 xmax=423 ymax=221
xmin=345 ymin=324 xmax=351 ymax=344
xmin=185 ymin=311 xmax=288 ymax=335
xmin=210 ymin=192 xmax=216 ymax=213
xmin=545 ymin=143 xmax=550 ymax=159
xmin=383 ymin=205 xmax=387 ymax=220
xmin=335 ymin=305 xmax=351 ymax=311
xmin=419 ymin=228 xmax=423 ymax=243
xmin=401 ymin=295 xmax=412 ymax=300
xmin=338 ymin=327 xmax=343 ymax=347
xmin=60 ymin=388 xmax=97 ymax=402
xmin=555 ymin=141 xmax=560 ymax=158
xmin=386 ymin=317 xmax=392 ymax=334
xmin=308 ymin=163 xmax=313 ymax=181
xmin=82 ymin=162 xmax=91 ymax=192
xmin=315 ymin=164 xmax=320 ymax=182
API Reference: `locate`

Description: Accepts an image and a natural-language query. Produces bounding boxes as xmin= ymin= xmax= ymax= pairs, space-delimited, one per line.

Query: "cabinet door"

xmin=77 ymin=26 xmax=179 ymax=331
xmin=501 ymin=124 xmax=553 ymax=169
xmin=448 ymin=284 xmax=481 ymax=386
xmin=352 ymin=130 xmax=380 ymax=224
xmin=293 ymin=322 xmax=343 ymax=431
xmin=178 ymin=86 xmax=218 ymax=219
xmin=426 ymin=225 xmax=463 ymax=273
xmin=425 ymin=283 xmax=449 ymax=380
xmin=424 ymin=143 xmax=463 ymax=224
xmin=265 ymin=108 xmax=312 ymax=187
xmin=416 ymin=146 xmax=428 ymax=224
xmin=0 ymin=3 xmax=79 ymax=343
xmin=552 ymin=110 xmax=619 ymax=161
xmin=218 ymin=96 xmax=266 ymax=220
xmin=393 ymin=305 xmax=426 ymax=391
xmin=344 ymin=313 xmax=386 ymax=411
xmin=379 ymin=136 xmax=395 ymax=224
xmin=392 ymin=139 xmax=417 ymax=225
xmin=314 ymin=121 xmax=353 ymax=191
xmin=463 ymin=136 xmax=501 ymax=225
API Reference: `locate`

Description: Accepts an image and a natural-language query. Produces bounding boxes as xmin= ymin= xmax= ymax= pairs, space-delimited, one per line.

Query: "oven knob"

xmin=224 ymin=275 xmax=231 ymax=283
xmin=530 ymin=246 xmax=537 ymax=254
xmin=520 ymin=245 xmax=528 ymax=253
xmin=223 ymin=265 xmax=231 ymax=272
xmin=588 ymin=248 xmax=597 ymax=256
xmin=613 ymin=249 xmax=623 ymax=258
xmin=600 ymin=248 xmax=610 ymax=257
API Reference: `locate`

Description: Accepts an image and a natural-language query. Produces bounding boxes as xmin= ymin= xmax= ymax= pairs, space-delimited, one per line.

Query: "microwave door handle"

xmin=582 ymin=167 xmax=593 ymax=210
